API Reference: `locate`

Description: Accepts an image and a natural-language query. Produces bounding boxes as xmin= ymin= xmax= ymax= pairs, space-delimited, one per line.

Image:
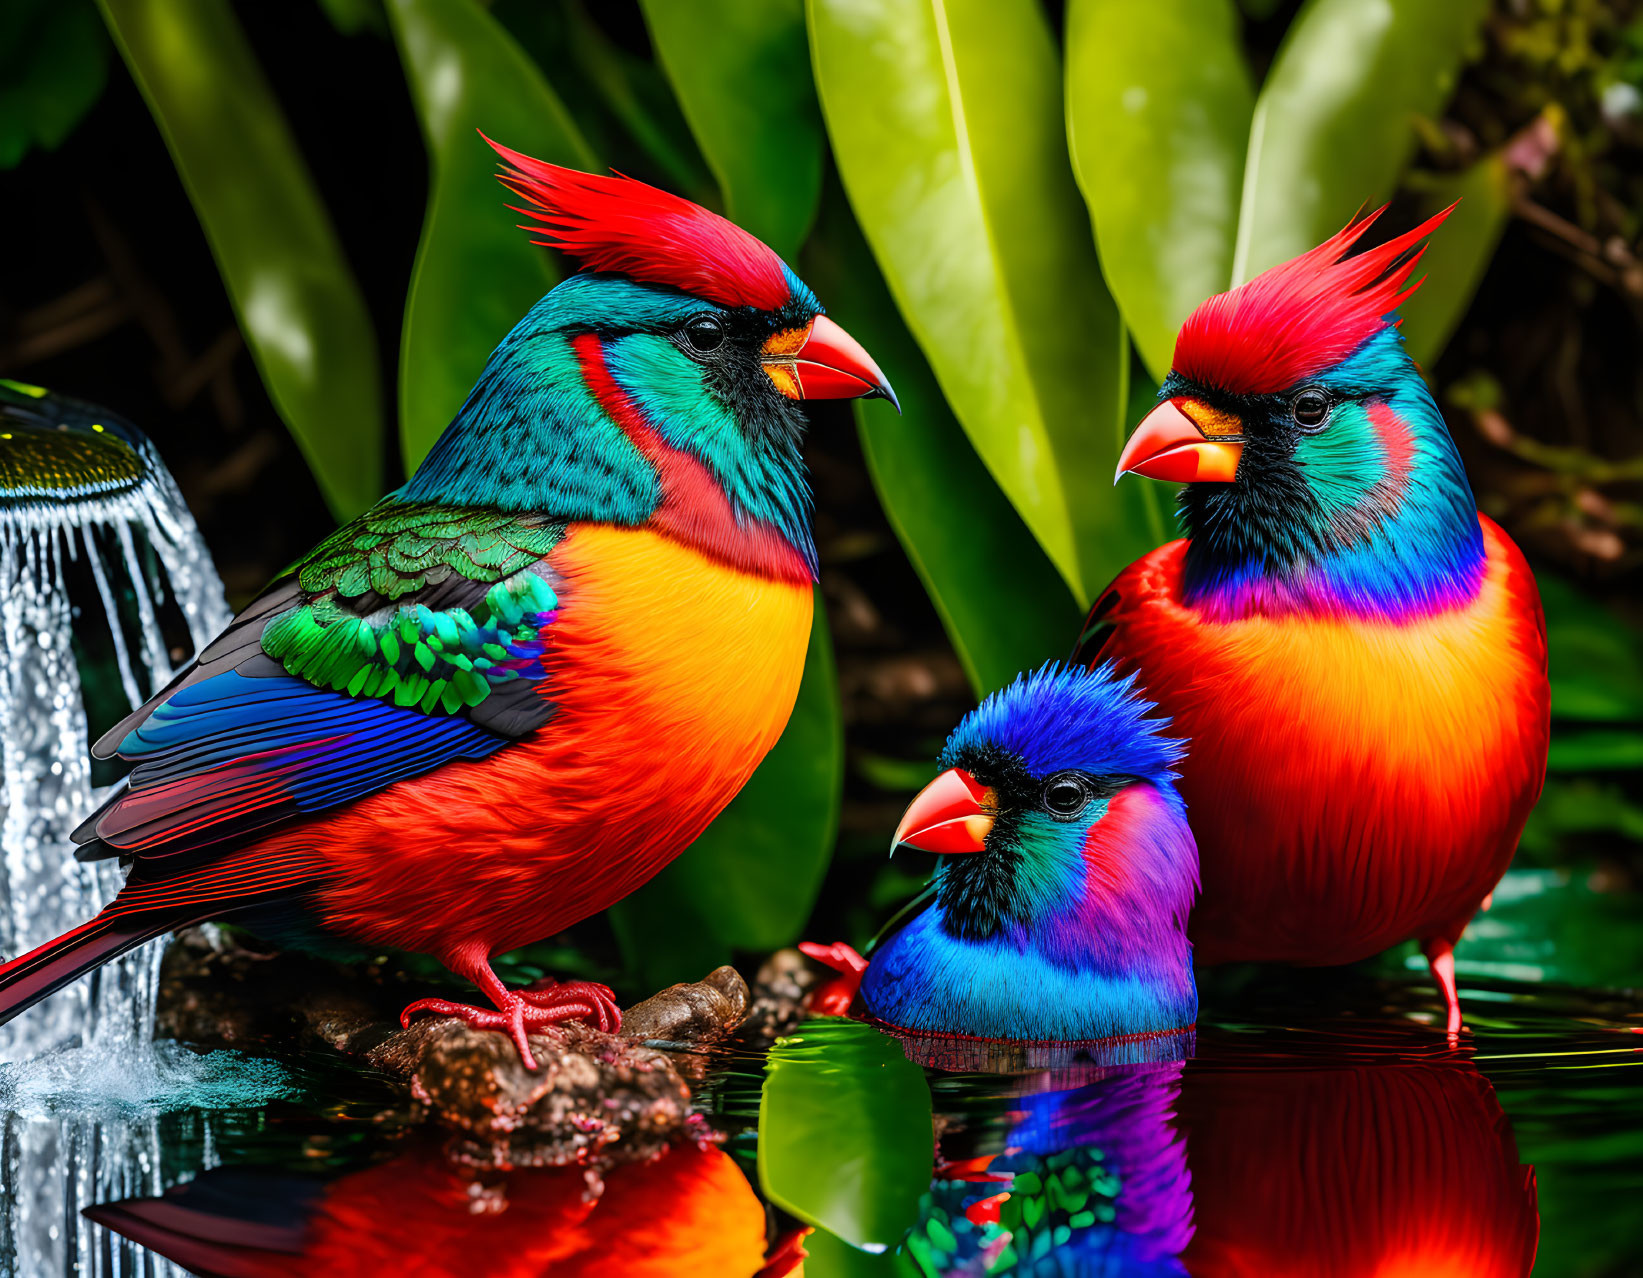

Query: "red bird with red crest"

xmin=1078 ymin=209 xmax=1550 ymax=1031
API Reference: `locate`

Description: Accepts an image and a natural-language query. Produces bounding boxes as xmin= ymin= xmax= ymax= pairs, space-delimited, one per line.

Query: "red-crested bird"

xmin=1075 ymin=209 xmax=1550 ymax=1032
xmin=0 ymin=141 xmax=896 ymax=1066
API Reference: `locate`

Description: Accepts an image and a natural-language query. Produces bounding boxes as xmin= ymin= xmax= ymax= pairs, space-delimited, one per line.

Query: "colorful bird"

xmin=1078 ymin=208 xmax=1551 ymax=1032
xmin=808 ymin=664 xmax=1198 ymax=1043
xmin=0 ymin=140 xmax=895 ymax=1067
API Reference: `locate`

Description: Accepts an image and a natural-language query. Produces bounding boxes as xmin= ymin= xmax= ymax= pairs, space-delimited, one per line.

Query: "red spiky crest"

xmin=484 ymin=134 xmax=795 ymax=311
xmin=1173 ymin=205 xmax=1455 ymax=395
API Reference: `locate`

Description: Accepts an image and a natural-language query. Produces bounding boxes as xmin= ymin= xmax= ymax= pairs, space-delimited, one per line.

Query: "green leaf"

xmin=493 ymin=0 xmax=712 ymax=199
xmin=1065 ymin=0 xmax=1255 ymax=382
xmin=314 ymin=0 xmax=385 ymax=38
xmin=639 ymin=0 xmax=823 ymax=258
xmin=1547 ymin=729 xmax=1643 ymax=774
xmin=1539 ymin=574 xmax=1643 ymax=724
xmin=610 ymin=589 xmax=842 ymax=980
xmin=800 ymin=1227 xmax=908 ymax=1277
xmin=1232 ymin=0 xmax=1489 ymax=283
xmin=759 ymin=1018 xmax=933 ymax=1250
xmin=808 ymin=0 xmax=1150 ymax=607
xmin=1454 ymin=866 xmax=1643 ymax=990
xmin=0 ymin=0 xmax=109 ymax=169
xmin=1520 ymin=779 xmax=1643 ymax=860
xmin=1399 ymin=153 xmax=1514 ymax=365
xmin=99 ymin=0 xmax=383 ymax=519
xmin=805 ymin=189 xmax=1080 ymax=695
xmin=386 ymin=0 xmax=596 ymax=471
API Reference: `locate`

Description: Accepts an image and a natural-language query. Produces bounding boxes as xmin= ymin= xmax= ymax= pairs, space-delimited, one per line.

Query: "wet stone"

xmin=620 ymin=965 xmax=749 ymax=1045
xmin=743 ymin=947 xmax=821 ymax=1040
xmin=154 ymin=929 xmax=723 ymax=1169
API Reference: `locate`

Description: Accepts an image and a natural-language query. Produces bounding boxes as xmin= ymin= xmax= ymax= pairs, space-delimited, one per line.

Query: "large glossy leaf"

xmin=1064 ymin=0 xmax=1255 ymax=382
xmin=386 ymin=0 xmax=596 ymax=470
xmin=759 ymin=1018 xmax=933 ymax=1251
xmin=610 ymin=589 xmax=842 ymax=985
xmin=639 ymin=0 xmax=822 ymax=258
xmin=805 ymin=190 xmax=1080 ymax=695
xmin=1539 ymin=574 xmax=1643 ymax=724
xmin=1455 ymin=866 xmax=1643 ymax=991
xmin=1 ymin=0 xmax=109 ymax=169
xmin=1232 ymin=0 xmax=1489 ymax=283
xmin=808 ymin=0 xmax=1150 ymax=607
xmin=99 ymin=0 xmax=382 ymax=518
xmin=1398 ymin=154 xmax=1514 ymax=366
xmin=493 ymin=0 xmax=712 ymax=200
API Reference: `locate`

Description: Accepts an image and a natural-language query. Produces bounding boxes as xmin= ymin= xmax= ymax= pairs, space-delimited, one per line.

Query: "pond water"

xmin=0 ymin=950 xmax=1637 ymax=1277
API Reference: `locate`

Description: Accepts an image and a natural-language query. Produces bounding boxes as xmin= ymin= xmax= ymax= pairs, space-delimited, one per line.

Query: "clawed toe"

xmin=517 ymin=978 xmax=622 ymax=1033
xmin=398 ymin=979 xmax=622 ymax=1071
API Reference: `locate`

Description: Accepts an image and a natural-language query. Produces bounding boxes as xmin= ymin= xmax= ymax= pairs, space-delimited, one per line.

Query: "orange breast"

xmin=306 ymin=525 xmax=813 ymax=959
xmin=1101 ymin=516 xmax=1550 ymax=965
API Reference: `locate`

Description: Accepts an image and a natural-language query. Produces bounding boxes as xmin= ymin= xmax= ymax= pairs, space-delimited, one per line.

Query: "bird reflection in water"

xmin=87 ymin=1032 xmax=1539 ymax=1277
xmin=892 ymin=1030 xmax=1539 ymax=1277
xmin=85 ymin=1139 xmax=784 ymax=1278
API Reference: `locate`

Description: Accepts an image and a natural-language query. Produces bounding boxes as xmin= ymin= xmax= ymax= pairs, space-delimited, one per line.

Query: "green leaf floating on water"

xmin=386 ymin=0 xmax=596 ymax=471
xmin=1064 ymin=0 xmax=1254 ymax=383
xmin=808 ymin=0 xmax=1151 ymax=608
xmin=611 ymin=589 xmax=842 ymax=985
xmin=639 ymin=0 xmax=822 ymax=259
xmin=1232 ymin=0 xmax=1489 ymax=283
xmin=760 ymin=1017 xmax=934 ymax=1252
xmin=99 ymin=0 xmax=383 ymax=520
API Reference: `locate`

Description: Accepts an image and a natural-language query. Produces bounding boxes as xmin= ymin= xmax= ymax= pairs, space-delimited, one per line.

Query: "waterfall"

xmin=0 ymin=383 xmax=248 ymax=1277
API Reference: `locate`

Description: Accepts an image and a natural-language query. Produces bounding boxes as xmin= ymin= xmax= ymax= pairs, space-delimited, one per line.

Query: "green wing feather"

xmin=262 ymin=501 xmax=566 ymax=721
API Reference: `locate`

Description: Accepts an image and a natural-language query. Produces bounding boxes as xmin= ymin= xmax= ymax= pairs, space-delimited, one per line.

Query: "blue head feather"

xmin=861 ymin=664 xmax=1199 ymax=1042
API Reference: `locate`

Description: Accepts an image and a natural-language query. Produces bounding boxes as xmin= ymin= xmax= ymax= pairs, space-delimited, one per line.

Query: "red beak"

xmin=763 ymin=315 xmax=899 ymax=411
xmin=1115 ymin=398 xmax=1244 ymax=484
xmin=892 ymin=768 xmax=995 ymax=855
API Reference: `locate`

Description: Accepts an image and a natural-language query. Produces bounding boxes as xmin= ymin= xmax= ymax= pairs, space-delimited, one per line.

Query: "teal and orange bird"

xmin=1075 ymin=209 xmax=1550 ymax=1032
xmin=0 ymin=140 xmax=896 ymax=1067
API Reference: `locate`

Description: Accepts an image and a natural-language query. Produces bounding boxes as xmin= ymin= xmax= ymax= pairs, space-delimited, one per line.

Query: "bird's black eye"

xmin=681 ymin=313 xmax=726 ymax=354
xmin=1042 ymin=772 xmax=1092 ymax=820
xmin=1291 ymin=388 xmax=1331 ymax=430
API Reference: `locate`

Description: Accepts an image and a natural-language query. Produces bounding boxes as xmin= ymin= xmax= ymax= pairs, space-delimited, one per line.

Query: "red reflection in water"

xmin=1178 ymin=1062 xmax=1539 ymax=1278
xmin=87 ymin=1142 xmax=771 ymax=1278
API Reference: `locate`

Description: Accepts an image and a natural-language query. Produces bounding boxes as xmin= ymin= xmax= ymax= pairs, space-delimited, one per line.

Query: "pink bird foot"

xmin=1423 ymin=937 xmax=1463 ymax=1039
xmin=400 ymin=964 xmax=622 ymax=1070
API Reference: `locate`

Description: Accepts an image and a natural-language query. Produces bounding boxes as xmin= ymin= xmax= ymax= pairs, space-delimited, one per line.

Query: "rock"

xmin=153 ymin=928 xmax=719 ymax=1168
xmin=621 ymin=965 xmax=749 ymax=1044
xmin=387 ymin=1017 xmax=694 ymax=1168
xmin=743 ymin=948 xmax=820 ymax=1040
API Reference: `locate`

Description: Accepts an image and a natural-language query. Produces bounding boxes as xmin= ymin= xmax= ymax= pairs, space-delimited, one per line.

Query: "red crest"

xmin=485 ymin=135 xmax=795 ymax=311
xmin=1173 ymin=206 xmax=1455 ymax=394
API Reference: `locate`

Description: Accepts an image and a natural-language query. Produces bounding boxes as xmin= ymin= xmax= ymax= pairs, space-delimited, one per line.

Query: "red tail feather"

xmin=0 ymin=913 xmax=179 ymax=1027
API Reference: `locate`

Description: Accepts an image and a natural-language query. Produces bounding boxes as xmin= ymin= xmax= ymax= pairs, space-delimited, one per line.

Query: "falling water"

xmin=0 ymin=381 xmax=247 ymax=1278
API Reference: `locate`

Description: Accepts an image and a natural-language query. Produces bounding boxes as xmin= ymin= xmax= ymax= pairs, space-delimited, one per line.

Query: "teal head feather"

xmin=401 ymin=143 xmax=896 ymax=582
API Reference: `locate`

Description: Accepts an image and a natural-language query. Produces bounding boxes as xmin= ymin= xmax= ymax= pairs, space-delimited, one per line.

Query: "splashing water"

xmin=0 ymin=382 xmax=247 ymax=1277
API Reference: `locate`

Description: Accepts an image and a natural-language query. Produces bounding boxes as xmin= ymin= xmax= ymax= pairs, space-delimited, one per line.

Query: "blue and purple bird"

xmin=808 ymin=664 xmax=1198 ymax=1043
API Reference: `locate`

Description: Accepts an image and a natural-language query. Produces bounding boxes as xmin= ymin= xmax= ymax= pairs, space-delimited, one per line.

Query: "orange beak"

xmin=1114 ymin=398 xmax=1244 ymax=484
xmin=892 ymin=768 xmax=995 ymax=855
xmin=763 ymin=315 xmax=899 ymax=411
